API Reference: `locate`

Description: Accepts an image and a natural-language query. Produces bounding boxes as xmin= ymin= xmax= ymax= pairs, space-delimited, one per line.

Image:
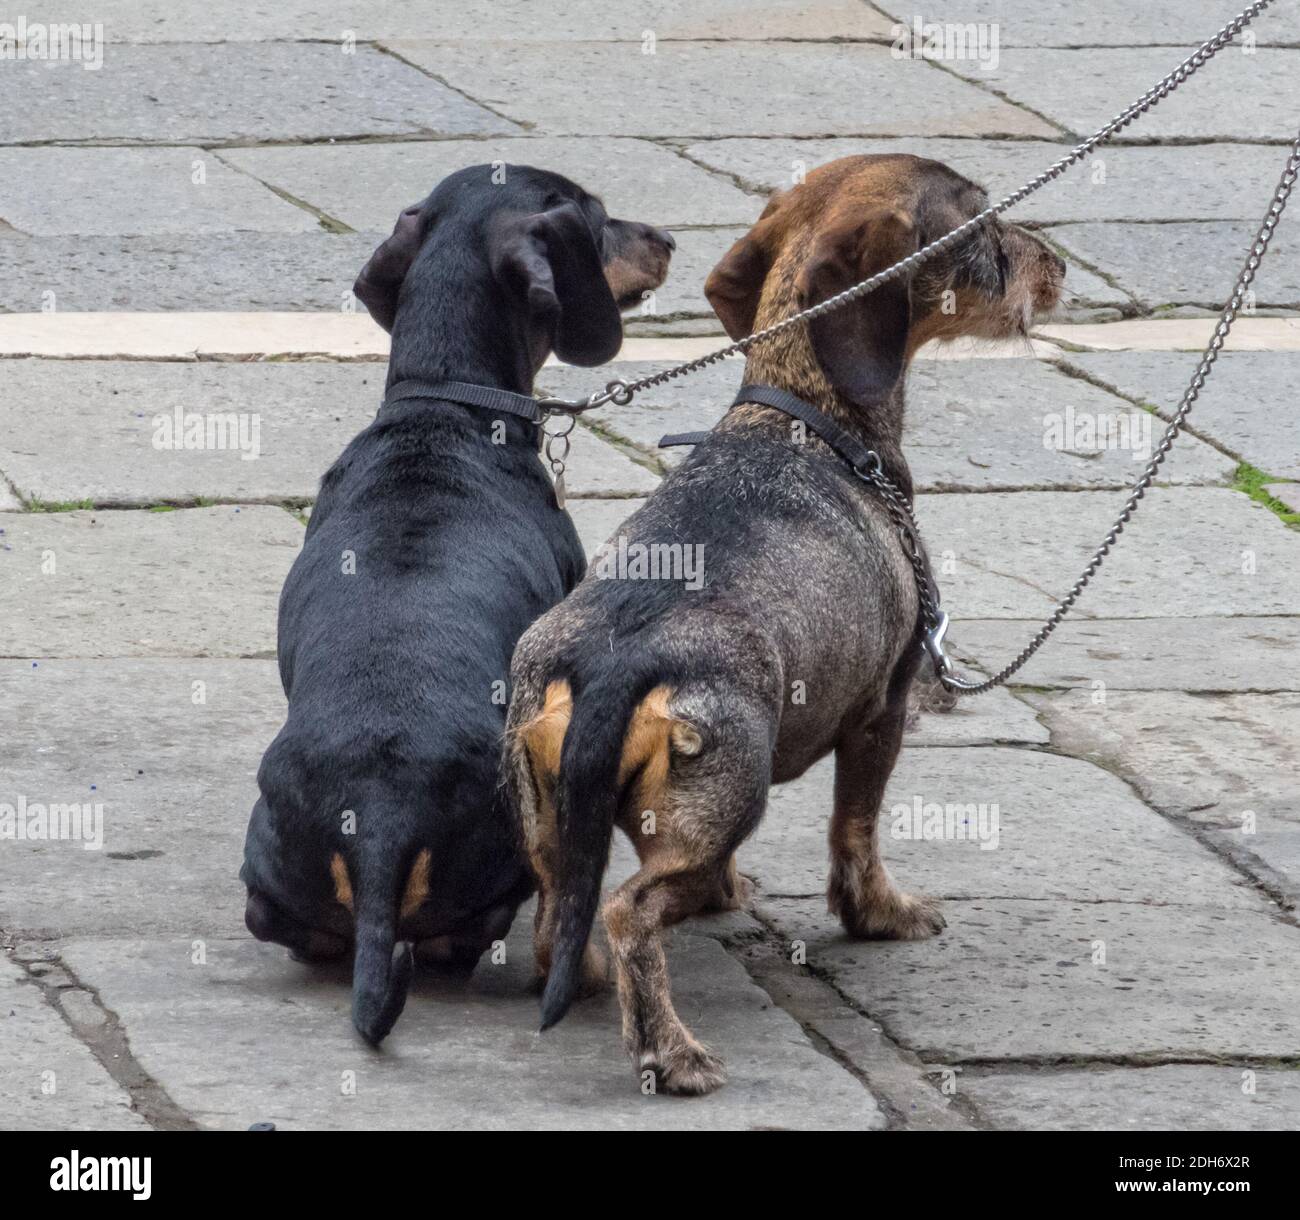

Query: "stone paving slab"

xmin=1048 ymin=222 xmax=1300 ymax=314
xmin=0 ymin=148 xmax=316 ymax=238
xmin=0 ymin=232 xmax=380 ymax=315
xmin=59 ymin=930 xmax=884 ymax=1130
xmin=759 ymin=895 xmax=1300 ymax=1060
xmin=0 ymin=360 xmax=655 ymax=504
xmin=1060 ymin=351 xmax=1300 ymax=480
xmin=37 ymin=0 xmax=895 ymax=43
xmin=917 ymin=488 xmax=1299 ymax=619
xmin=1266 ymin=483 xmax=1298 ymax=511
xmin=1024 ymin=689 xmax=1300 ymax=833
xmin=871 ymin=0 xmax=1300 ymax=47
xmin=948 ymin=48 xmax=1299 ymax=141
xmin=566 ymin=497 xmax=645 ymax=559
xmin=221 ymin=138 xmax=759 ymax=230
xmin=385 ymin=40 xmax=1059 ymax=138
xmin=542 ymin=359 xmax=1234 ymax=489
xmin=683 ymin=137 xmax=1281 ymax=222
xmin=741 ymin=748 xmax=1261 ymax=907
xmin=0 ymin=507 xmax=299 ymax=657
xmin=0 ymin=224 xmax=736 ymax=322
xmin=954 ymin=616 xmax=1300 ymax=691
xmin=1037 ymin=317 xmax=1300 ymax=352
xmin=0 ymin=45 xmax=516 ymax=145
xmin=0 ymin=955 xmax=149 ymax=1130
xmin=0 ymin=659 xmax=281 ymax=938
xmin=963 ymin=1065 xmax=1300 ymax=1131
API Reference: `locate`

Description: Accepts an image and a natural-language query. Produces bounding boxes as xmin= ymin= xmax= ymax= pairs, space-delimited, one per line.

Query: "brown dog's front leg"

xmin=828 ymin=707 xmax=946 ymax=940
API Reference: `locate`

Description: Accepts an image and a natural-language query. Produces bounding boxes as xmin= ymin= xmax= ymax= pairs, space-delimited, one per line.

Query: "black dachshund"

xmin=241 ymin=165 xmax=673 ymax=1045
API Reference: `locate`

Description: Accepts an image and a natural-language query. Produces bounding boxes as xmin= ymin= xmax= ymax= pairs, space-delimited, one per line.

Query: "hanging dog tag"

xmin=544 ymin=422 xmax=572 ymax=511
xmin=553 ymin=471 xmax=567 ymax=510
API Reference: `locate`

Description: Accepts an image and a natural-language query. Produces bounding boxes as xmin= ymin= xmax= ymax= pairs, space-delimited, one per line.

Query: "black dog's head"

xmin=355 ymin=164 xmax=674 ymax=383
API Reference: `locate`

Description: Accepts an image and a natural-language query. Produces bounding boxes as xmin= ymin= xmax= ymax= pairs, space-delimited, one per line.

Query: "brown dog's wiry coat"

xmin=504 ymin=155 xmax=1064 ymax=1094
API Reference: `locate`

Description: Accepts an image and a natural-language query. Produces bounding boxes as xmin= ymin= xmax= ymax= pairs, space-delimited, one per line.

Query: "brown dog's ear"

xmin=704 ymin=231 xmax=770 ymax=340
xmin=705 ymin=192 xmax=785 ymax=339
xmin=797 ymin=208 xmax=919 ymax=407
xmin=488 ymin=201 xmax=623 ymax=366
xmin=353 ymin=205 xmax=425 ymax=334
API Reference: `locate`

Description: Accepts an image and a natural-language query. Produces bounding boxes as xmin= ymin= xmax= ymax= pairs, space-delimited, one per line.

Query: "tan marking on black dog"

xmin=399 ymin=847 xmax=432 ymax=922
xmin=330 ymin=852 xmax=354 ymax=913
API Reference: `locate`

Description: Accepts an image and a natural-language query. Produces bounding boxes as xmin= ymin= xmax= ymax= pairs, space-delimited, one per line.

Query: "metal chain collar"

xmin=539 ymin=0 xmax=1288 ymax=695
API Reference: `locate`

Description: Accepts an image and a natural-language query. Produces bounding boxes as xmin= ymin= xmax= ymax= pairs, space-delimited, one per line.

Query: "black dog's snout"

xmin=642 ymin=224 xmax=675 ymax=252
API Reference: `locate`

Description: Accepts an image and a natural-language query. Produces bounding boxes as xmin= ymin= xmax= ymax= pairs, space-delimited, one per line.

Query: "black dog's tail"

xmin=351 ymin=847 xmax=415 ymax=1047
xmin=540 ymin=664 xmax=657 ymax=1032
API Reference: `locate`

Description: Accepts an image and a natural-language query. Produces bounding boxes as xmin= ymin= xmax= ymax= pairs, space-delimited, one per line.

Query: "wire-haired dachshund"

xmin=241 ymin=164 xmax=673 ymax=1045
xmin=505 ymin=154 xmax=1064 ymax=1093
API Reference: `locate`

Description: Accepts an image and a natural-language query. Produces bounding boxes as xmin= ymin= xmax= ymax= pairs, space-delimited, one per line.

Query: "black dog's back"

xmin=246 ymin=400 xmax=579 ymax=1041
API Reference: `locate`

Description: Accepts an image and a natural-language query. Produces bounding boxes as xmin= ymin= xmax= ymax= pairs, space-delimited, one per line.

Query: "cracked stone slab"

xmin=946 ymin=48 xmax=1299 ymax=141
xmin=0 ymin=44 xmax=516 ymax=144
xmin=683 ymin=137 xmax=1282 ymax=223
xmin=741 ymin=748 xmax=1261 ymax=908
xmin=0 ymin=360 xmax=656 ymax=504
xmin=221 ymin=138 xmax=760 ymax=230
xmin=542 ymin=359 xmax=1233 ymax=489
xmin=566 ymin=498 xmax=646 ymax=559
xmin=759 ymin=895 xmax=1300 ymax=1061
xmin=1048 ymin=222 xmax=1300 ymax=313
xmin=1023 ymin=689 xmax=1300 ymax=829
xmin=0 ymin=480 xmax=20 ymax=511
xmin=1023 ymin=689 xmax=1300 ymax=905
xmin=0 ymin=507 xmax=300 ymax=657
xmin=954 ymin=616 xmax=1300 ymax=692
xmin=384 ymin=40 xmax=1059 ymax=138
xmin=0 ymin=659 xmax=282 ymax=938
xmin=917 ymin=488 xmax=1299 ymax=619
xmin=0 ymin=955 xmax=149 ymax=1130
xmin=964 ymin=1065 xmax=1300 ymax=1131
xmin=870 ymin=0 xmax=1300 ymax=47
xmin=40 ymin=0 xmax=896 ymax=42
xmin=58 ymin=931 xmax=884 ymax=1130
xmin=0 ymin=148 xmax=317 ymax=238
xmin=1059 ymin=351 xmax=1300 ymax=481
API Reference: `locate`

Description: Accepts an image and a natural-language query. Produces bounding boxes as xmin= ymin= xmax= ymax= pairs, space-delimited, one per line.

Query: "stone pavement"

xmin=1 ymin=1 xmax=1297 ymax=1131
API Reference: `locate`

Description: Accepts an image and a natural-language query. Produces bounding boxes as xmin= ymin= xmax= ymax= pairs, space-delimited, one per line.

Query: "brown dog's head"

xmin=705 ymin=155 xmax=1064 ymax=408
xmin=355 ymin=164 xmax=674 ymax=379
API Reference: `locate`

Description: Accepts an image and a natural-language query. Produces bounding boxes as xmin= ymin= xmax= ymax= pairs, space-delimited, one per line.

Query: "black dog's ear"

xmin=488 ymin=201 xmax=623 ymax=366
xmin=796 ymin=208 xmax=919 ymax=408
xmin=353 ymin=205 xmax=424 ymax=333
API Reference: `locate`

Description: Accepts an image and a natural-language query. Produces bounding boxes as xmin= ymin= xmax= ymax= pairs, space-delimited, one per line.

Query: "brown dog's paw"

xmin=640 ymin=1039 xmax=727 ymax=1096
xmin=830 ymin=874 xmax=946 ymax=941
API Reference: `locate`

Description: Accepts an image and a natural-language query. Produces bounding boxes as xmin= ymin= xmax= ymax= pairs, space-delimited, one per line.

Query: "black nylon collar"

xmin=383 ymin=379 xmax=544 ymax=423
xmin=660 ymin=383 xmax=883 ymax=477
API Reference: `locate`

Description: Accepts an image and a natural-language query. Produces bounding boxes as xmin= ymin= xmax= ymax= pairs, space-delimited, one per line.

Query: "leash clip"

xmin=921 ymin=610 xmax=954 ymax=678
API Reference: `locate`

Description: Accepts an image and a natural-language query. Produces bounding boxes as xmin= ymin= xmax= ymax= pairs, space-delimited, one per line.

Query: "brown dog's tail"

xmin=539 ymin=664 xmax=658 ymax=1031
xmin=349 ymin=847 xmax=415 ymax=1047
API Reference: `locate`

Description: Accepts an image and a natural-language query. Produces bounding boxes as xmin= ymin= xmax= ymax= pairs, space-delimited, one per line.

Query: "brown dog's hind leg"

xmin=603 ymin=854 xmax=728 ymax=1096
xmin=828 ymin=706 xmax=946 ymax=940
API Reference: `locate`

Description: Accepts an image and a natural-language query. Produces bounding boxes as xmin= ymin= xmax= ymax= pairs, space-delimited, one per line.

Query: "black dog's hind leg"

xmin=245 ymin=891 xmax=348 ymax=963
